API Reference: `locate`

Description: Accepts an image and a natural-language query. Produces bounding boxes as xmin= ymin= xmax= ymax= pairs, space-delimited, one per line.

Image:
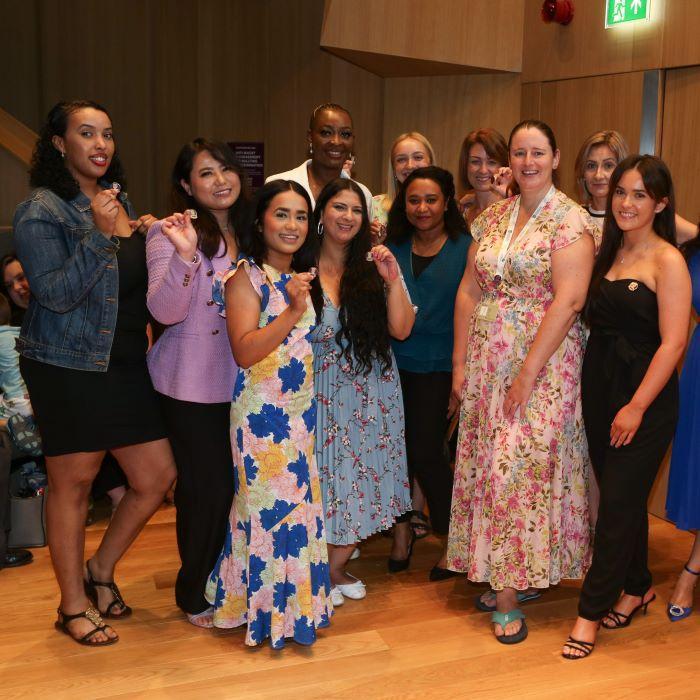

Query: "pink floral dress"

xmin=205 ymin=259 xmax=332 ymax=648
xmin=447 ymin=190 xmax=598 ymax=590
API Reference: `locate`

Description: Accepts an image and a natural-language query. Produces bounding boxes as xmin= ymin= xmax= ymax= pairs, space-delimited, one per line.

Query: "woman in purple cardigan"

xmin=146 ymin=139 xmax=250 ymax=626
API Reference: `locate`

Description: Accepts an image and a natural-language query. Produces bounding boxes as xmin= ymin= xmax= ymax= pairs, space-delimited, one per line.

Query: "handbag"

xmin=8 ymin=486 xmax=47 ymax=548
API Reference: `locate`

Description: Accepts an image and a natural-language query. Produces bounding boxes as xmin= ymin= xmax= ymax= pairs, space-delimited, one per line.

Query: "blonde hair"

xmin=385 ymin=132 xmax=436 ymax=202
xmin=574 ymin=130 xmax=630 ymax=204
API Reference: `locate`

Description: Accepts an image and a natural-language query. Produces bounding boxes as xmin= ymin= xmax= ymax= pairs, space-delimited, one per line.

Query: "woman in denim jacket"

xmin=13 ymin=100 xmax=176 ymax=647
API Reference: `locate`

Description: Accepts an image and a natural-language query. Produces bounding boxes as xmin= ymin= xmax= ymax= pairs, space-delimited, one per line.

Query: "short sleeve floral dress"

xmin=447 ymin=190 xmax=598 ymax=591
xmin=205 ymin=259 xmax=333 ymax=648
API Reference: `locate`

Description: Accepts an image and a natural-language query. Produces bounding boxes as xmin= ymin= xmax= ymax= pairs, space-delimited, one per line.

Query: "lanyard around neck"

xmin=495 ymin=185 xmax=555 ymax=281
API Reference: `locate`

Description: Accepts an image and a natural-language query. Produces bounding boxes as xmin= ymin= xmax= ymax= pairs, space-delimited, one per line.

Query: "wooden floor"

xmin=1 ymin=508 xmax=699 ymax=699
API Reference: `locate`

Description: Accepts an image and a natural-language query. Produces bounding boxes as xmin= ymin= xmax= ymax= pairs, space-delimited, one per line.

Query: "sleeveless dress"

xmin=447 ymin=190 xmax=596 ymax=590
xmin=205 ymin=259 xmax=332 ymax=648
xmin=20 ymin=232 xmax=166 ymax=455
xmin=666 ymin=251 xmax=700 ymax=530
xmin=578 ymin=278 xmax=679 ymax=619
xmin=311 ymin=294 xmax=411 ymax=544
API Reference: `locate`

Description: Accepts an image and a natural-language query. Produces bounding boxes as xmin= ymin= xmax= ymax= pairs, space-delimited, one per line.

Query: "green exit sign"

xmin=605 ymin=0 xmax=651 ymax=28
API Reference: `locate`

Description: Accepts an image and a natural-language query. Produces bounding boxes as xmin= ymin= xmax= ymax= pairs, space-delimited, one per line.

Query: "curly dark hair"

xmin=29 ymin=100 xmax=126 ymax=200
xmin=170 ymin=138 xmax=251 ymax=260
xmin=386 ymin=166 xmax=468 ymax=244
xmin=240 ymin=180 xmax=318 ymax=272
xmin=310 ymin=178 xmax=392 ymax=376
xmin=587 ymin=154 xmax=676 ymax=317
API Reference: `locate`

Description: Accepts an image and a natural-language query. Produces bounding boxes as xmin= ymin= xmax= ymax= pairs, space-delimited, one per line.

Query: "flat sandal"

xmin=55 ymin=606 xmax=118 ymax=646
xmin=84 ymin=559 xmax=133 ymax=619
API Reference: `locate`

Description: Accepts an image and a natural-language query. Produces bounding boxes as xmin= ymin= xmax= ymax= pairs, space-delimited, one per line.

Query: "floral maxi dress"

xmin=205 ymin=259 xmax=333 ymax=648
xmin=446 ymin=190 xmax=597 ymax=590
xmin=312 ymin=294 xmax=411 ymax=544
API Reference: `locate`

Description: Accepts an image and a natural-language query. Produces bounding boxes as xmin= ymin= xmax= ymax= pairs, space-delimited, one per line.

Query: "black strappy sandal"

xmin=602 ymin=592 xmax=656 ymax=629
xmin=84 ymin=560 xmax=133 ymax=619
xmin=55 ymin=606 xmax=118 ymax=646
xmin=562 ymin=636 xmax=594 ymax=660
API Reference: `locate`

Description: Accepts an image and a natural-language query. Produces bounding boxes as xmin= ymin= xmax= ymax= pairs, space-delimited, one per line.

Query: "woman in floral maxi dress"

xmin=447 ymin=120 xmax=598 ymax=644
xmin=205 ymin=180 xmax=332 ymax=649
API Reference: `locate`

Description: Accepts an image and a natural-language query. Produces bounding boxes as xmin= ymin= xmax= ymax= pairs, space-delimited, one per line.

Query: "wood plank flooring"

xmin=1 ymin=507 xmax=698 ymax=699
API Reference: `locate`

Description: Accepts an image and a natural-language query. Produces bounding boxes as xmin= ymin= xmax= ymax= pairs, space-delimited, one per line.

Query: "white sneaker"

xmin=330 ymin=586 xmax=345 ymax=606
xmin=349 ymin=547 xmax=360 ymax=560
xmin=336 ymin=575 xmax=366 ymax=600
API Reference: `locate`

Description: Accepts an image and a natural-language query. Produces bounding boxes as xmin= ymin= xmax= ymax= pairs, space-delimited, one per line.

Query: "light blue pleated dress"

xmin=311 ymin=294 xmax=411 ymax=545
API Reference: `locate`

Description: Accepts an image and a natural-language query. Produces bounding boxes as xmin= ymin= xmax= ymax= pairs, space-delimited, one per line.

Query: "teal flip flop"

xmin=475 ymin=588 xmax=542 ymax=612
xmin=491 ymin=609 xmax=528 ymax=645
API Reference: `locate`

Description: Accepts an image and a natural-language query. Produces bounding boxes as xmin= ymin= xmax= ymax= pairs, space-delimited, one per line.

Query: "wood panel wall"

xmin=322 ymin=0 xmax=524 ymax=75
xmin=522 ymin=72 xmax=647 ymax=201
xmin=522 ymin=0 xmax=666 ymax=83
xmin=0 ymin=0 xmax=383 ymax=224
xmin=660 ymin=66 xmax=700 ymax=221
xmin=382 ymin=73 xmax=522 ymax=193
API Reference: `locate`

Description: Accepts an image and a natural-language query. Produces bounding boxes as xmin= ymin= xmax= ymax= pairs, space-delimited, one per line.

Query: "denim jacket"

xmin=13 ymin=186 xmax=135 ymax=371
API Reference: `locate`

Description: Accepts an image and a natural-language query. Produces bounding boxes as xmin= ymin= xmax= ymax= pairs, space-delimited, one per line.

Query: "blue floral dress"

xmin=205 ymin=259 xmax=332 ymax=648
xmin=312 ymin=293 xmax=411 ymax=544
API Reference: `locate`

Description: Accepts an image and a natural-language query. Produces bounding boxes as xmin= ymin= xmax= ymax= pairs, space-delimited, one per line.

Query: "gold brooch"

xmin=628 ymin=281 xmax=639 ymax=291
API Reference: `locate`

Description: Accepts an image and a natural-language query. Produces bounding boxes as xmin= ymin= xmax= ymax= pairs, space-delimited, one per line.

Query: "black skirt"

xmin=19 ymin=233 xmax=167 ymax=457
xmin=20 ymin=355 xmax=166 ymax=457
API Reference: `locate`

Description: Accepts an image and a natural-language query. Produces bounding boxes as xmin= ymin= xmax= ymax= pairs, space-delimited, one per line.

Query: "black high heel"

xmin=602 ymin=591 xmax=656 ymax=629
xmin=388 ymin=530 xmax=416 ymax=573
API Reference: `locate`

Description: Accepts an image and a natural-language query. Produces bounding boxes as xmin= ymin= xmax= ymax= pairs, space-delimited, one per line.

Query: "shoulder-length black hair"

xmin=310 ymin=178 xmax=392 ymax=375
xmin=588 ymin=154 xmax=676 ymax=307
xmin=170 ymin=138 xmax=250 ymax=260
xmin=240 ymin=180 xmax=318 ymax=272
xmin=29 ymin=100 xmax=126 ymax=200
xmin=386 ymin=166 xmax=467 ymax=245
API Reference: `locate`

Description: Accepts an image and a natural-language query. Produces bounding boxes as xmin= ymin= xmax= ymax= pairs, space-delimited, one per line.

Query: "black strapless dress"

xmin=578 ymin=278 xmax=678 ymax=621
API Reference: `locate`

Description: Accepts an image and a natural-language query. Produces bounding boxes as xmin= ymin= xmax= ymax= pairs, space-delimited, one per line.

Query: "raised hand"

xmin=91 ymin=188 xmax=120 ymax=237
xmin=286 ymin=272 xmax=314 ymax=315
xmin=370 ymin=219 xmax=387 ymax=245
xmin=129 ymin=213 xmax=158 ymax=235
xmin=368 ymin=245 xmax=399 ymax=283
xmin=161 ymin=211 xmax=199 ymax=262
xmin=491 ymin=167 xmax=513 ymax=198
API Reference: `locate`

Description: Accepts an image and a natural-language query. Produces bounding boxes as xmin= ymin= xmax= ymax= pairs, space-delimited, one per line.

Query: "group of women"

xmin=8 ymin=98 xmax=700 ymax=657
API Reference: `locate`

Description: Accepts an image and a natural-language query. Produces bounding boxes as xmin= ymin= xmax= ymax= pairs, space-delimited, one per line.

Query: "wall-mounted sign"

xmin=228 ymin=142 xmax=265 ymax=193
xmin=605 ymin=0 xmax=650 ymax=28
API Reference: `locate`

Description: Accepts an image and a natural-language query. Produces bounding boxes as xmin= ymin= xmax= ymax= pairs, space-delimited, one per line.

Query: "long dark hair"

xmin=310 ymin=178 xmax=392 ymax=375
xmin=240 ymin=180 xmax=318 ymax=272
xmin=588 ymin=154 xmax=676 ymax=308
xmin=171 ymin=138 xmax=250 ymax=259
xmin=386 ymin=166 xmax=467 ymax=244
xmin=29 ymin=100 xmax=126 ymax=200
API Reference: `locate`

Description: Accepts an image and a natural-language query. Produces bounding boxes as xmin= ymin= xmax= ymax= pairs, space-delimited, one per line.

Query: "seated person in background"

xmin=1 ymin=253 xmax=30 ymax=327
xmin=0 ymin=294 xmax=33 ymax=570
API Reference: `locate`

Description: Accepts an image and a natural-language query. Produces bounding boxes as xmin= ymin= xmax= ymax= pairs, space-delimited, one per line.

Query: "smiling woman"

xmin=265 ymin=102 xmax=372 ymax=209
xmin=12 ymin=99 xmax=176 ymax=649
xmin=145 ymin=138 xmax=250 ymax=628
xmin=447 ymin=120 xmax=598 ymax=646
